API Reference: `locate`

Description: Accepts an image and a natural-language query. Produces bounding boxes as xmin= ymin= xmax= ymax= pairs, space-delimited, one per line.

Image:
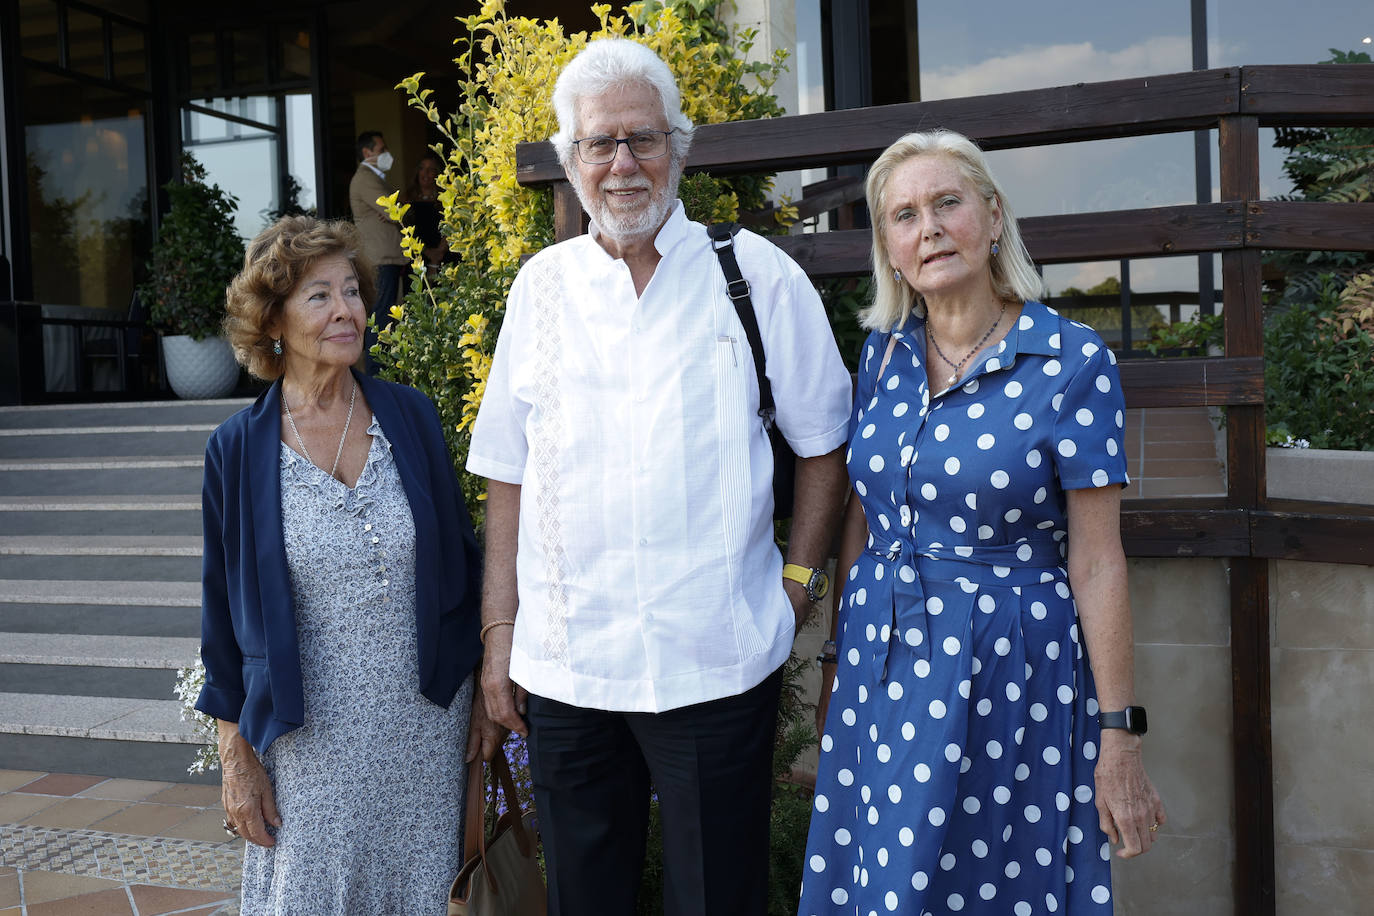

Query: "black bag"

xmin=708 ymin=223 xmax=796 ymax=520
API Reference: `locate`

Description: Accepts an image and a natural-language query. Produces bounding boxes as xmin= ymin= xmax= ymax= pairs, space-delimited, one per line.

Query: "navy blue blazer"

xmin=195 ymin=370 xmax=482 ymax=753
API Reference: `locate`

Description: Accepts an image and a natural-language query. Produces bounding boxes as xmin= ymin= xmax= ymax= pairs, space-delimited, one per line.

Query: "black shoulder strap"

xmin=707 ymin=222 xmax=777 ymax=427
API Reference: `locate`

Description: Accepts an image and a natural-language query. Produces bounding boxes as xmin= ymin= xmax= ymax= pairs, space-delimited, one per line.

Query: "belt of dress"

xmin=853 ymin=536 xmax=1066 ymax=683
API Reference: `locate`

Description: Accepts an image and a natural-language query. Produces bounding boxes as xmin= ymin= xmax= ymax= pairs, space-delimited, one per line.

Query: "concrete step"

xmin=0 ymin=664 xmax=179 ymax=700
xmin=0 ymin=602 xmax=199 ymax=638
xmin=0 ymin=691 xmax=215 ymax=784
xmin=0 ymin=578 xmax=200 ymax=607
xmin=0 ymin=553 xmax=202 ymax=581
xmin=0 ymin=398 xmax=251 ymax=430
xmin=0 ymin=457 xmax=204 ymax=496
xmin=0 ymin=632 xmax=201 ymax=669
xmin=0 ymin=425 xmax=218 ymax=459
xmin=0 ymin=496 xmax=202 ymax=536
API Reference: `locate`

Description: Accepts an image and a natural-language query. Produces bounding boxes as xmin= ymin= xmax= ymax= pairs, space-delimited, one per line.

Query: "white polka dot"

xmin=943 ymin=636 xmax=961 ymax=655
xmin=906 ymin=628 xmax=923 ymax=647
xmin=1083 ymin=342 xmax=1100 ymax=357
xmin=1030 ymin=601 xmax=1047 ymax=620
xmin=1057 ymin=439 xmax=1077 ymax=458
xmin=842 ymin=708 xmax=857 ymax=726
xmin=990 ymin=469 xmax=1010 ymax=488
xmin=886 ymin=374 xmax=900 ymax=389
xmin=1047 ymin=893 xmax=1059 ymax=912
xmin=980 ymin=883 xmax=997 ymax=900
xmin=914 ymin=763 xmax=931 ymax=782
xmin=944 ymin=743 xmax=961 ymax=763
xmin=1043 ymin=747 xmax=1062 ymax=765
xmin=912 ymin=871 xmax=928 ymax=890
xmin=978 ymin=594 xmax=996 ymax=613
xmin=950 ymin=516 xmax=967 ymax=533
xmin=901 ymin=721 xmax=916 ymax=741
xmin=1015 ymin=763 xmax=1031 ymax=781
xmin=978 ymin=525 xmax=994 ymax=539
xmin=964 ymin=379 xmax=980 ymax=394
xmin=888 ymin=681 xmax=903 ymax=701
xmin=1006 ymin=682 xmax=1021 ymax=701
xmin=977 ymin=433 xmax=996 ymax=450
xmin=900 ymin=445 xmax=915 ymax=467
xmin=1037 ymin=847 xmax=1053 ymax=866
xmin=862 ymin=423 xmax=877 ymax=438
xmin=1092 ymin=468 xmax=1110 ymax=487
xmin=899 ymin=827 xmax=915 ymax=846
xmin=935 ymin=423 xmax=950 ymax=441
xmin=1106 ymin=437 xmax=1119 ymax=457
xmin=815 ymin=794 xmax=830 ymax=812
xmin=869 ymin=454 xmax=886 ymax=471
xmin=941 ymin=854 xmax=956 ymax=871
xmin=914 ymin=659 xmax=931 ymax=678
xmin=1116 ymin=409 xmax=1124 ymax=427
xmin=976 ymin=698 xmax=992 ymax=716
xmin=944 ymin=456 xmax=961 ymax=475
xmin=899 ymin=565 xmax=916 ymax=583
xmin=1006 ymin=861 xmax=1021 ymax=879
xmin=1015 ymin=903 xmax=1031 ymax=916
xmin=1043 ymin=359 xmax=1062 ymax=376
xmin=1057 ymin=791 xmax=1070 ymax=811
xmin=1005 ymin=380 xmax=1023 ymax=397
xmin=832 ymin=888 xmax=848 ymax=905
xmin=1014 ymin=412 xmax=1033 ymax=430
xmin=1069 ymin=825 xmax=1084 ymax=843
xmin=1084 ymin=741 xmax=1098 ymax=761
xmin=929 ymin=807 xmax=946 ymax=826
xmin=1034 ymin=487 xmax=1047 ymax=504
xmin=1019 ymin=314 xmax=1034 ymax=330
xmin=1052 ymin=393 xmax=1064 ymax=411
xmin=1004 ymin=508 xmax=1022 ymax=524
xmin=887 ymin=783 xmax=902 ymax=804
xmin=968 ymin=403 xmax=985 ymax=419
xmin=986 ymin=739 xmax=1003 ymax=759
xmin=993 ymin=785 xmax=1011 ymax=804
xmin=838 ymin=768 xmax=854 ymax=786
xmin=1075 ymin=407 xmax=1094 ymax=426
xmin=1017 ymin=543 xmax=1033 ymax=562
xmin=893 ymin=401 xmax=909 ymax=417
xmin=877 ymin=744 xmax=892 ymax=763
xmin=1096 ymin=374 xmax=1111 ymax=393
xmin=809 ymin=854 xmax=826 ymax=873
xmin=1030 ymin=702 xmax=1048 ymax=721
xmin=886 ymin=891 xmax=899 ymax=911
xmin=835 ymin=827 xmax=851 ymax=845
xmin=1092 ymin=885 xmax=1111 ymax=904
xmin=948 ymin=893 xmax=964 ymax=911
xmin=921 ymin=482 xmax=937 ymax=500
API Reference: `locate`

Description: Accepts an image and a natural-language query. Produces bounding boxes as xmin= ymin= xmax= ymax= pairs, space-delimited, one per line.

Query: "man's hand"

xmin=478 ymin=625 xmax=528 ymax=752
xmin=783 ymin=578 xmax=813 ymax=632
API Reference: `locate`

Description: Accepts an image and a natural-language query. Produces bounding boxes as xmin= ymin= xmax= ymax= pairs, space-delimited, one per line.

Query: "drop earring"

xmin=893 ymin=268 xmax=903 ymax=283
xmin=272 ymin=338 xmax=283 ymax=356
xmin=990 ymin=239 xmax=1000 ymax=256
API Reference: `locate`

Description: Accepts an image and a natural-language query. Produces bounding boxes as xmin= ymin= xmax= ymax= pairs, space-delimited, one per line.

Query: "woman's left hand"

xmin=466 ymin=684 xmax=505 ymax=764
xmin=1094 ymin=731 xmax=1166 ymax=858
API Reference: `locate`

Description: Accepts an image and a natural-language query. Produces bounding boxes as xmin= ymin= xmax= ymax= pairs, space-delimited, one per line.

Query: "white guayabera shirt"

xmin=468 ymin=202 xmax=851 ymax=712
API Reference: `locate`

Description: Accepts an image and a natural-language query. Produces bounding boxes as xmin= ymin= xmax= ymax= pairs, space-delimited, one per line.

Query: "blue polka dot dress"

xmin=799 ymin=302 xmax=1128 ymax=916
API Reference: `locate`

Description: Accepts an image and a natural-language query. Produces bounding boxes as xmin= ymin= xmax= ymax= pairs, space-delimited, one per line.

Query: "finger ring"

xmin=1149 ymin=823 xmax=1158 ymax=832
xmin=222 ymin=818 xmax=239 ymax=838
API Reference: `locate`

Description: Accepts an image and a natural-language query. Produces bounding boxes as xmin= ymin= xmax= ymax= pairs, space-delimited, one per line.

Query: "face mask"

xmin=374 ymin=151 xmax=394 ymax=172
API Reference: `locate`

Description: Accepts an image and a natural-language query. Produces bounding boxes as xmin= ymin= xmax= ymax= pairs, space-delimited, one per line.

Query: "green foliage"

xmin=1264 ymin=274 xmax=1374 ymax=450
xmin=819 ymin=277 xmax=870 ymax=372
xmin=1053 ymin=276 xmax=1171 ymax=349
xmin=1264 ymin=49 xmax=1374 ymax=308
xmin=139 ymin=154 xmax=245 ymax=341
xmin=373 ymin=0 xmax=791 ymax=525
xmin=1143 ymin=312 xmax=1223 ymax=357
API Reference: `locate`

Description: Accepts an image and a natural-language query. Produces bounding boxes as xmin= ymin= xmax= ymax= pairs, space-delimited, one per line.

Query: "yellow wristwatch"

xmin=782 ymin=563 xmax=830 ymax=602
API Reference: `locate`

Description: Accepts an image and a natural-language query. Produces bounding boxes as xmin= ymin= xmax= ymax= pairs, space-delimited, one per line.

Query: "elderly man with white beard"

xmin=466 ymin=38 xmax=852 ymax=916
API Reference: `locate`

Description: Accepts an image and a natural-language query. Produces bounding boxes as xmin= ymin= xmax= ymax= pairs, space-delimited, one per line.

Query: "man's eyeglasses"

xmin=572 ymin=129 xmax=676 ymax=165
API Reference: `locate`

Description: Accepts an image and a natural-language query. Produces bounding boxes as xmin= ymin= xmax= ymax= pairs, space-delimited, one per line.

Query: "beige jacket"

xmin=348 ymin=163 xmax=407 ymax=267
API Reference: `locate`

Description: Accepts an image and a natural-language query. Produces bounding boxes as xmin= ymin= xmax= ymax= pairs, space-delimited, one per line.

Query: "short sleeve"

xmin=465 ymin=268 xmax=531 ymax=484
xmin=847 ymin=330 xmax=886 ymax=444
xmin=1050 ymin=333 xmax=1129 ymax=491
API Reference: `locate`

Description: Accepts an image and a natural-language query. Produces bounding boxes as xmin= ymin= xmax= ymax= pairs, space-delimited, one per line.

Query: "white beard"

xmin=575 ymin=160 xmax=682 ymax=245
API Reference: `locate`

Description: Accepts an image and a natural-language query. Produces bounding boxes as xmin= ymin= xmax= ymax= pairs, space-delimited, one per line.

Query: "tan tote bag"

xmin=448 ymin=747 xmax=547 ymax=916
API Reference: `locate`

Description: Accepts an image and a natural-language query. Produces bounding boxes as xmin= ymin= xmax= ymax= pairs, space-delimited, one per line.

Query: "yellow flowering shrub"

xmin=372 ymin=0 xmax=791 ymax=521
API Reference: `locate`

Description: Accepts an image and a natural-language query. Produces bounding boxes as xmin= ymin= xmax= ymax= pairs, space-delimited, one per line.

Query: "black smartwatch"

xmin=1098 ymin=706 xmax=1148 ymax=735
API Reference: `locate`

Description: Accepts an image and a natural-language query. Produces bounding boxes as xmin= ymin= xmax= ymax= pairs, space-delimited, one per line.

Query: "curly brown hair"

xmin=224 ymin=216 xmax=377 ymax=380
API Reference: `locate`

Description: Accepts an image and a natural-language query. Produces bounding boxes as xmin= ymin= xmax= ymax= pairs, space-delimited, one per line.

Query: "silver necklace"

xmin=283 ymin=378 xmax=357 ymax=480
xmin=927 ymin=304 xmax=1006 ymax=388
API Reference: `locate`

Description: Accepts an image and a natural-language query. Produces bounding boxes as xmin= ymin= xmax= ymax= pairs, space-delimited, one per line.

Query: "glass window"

xmin=111 ymin=21 xmax=148 ymax=90
xmin=66 ymin=8 xmax=107 ymax=80
xmin=184 ymin=97 xmax=280 ymax=240
xmin=232 ymin=28 xmax=269 ymax=87
xmin=279 ymin=26 xmax=313 ymax=81
xmin=185 ymin=31 xmax=220 ymax=96
xmin=23 ymin=73 xmax=151 ymax=311
xmin=18 ymin=0 xmax=59 ymax=66
xmin=285 ymin=94 xmax=318 ymax=213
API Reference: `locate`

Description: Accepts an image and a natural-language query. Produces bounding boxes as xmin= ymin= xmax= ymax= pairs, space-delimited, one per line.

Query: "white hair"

xmin=862 ymin=129 xmax=1046 ymax=332
xmin=550 ymin=38 xmax=694 ymax=172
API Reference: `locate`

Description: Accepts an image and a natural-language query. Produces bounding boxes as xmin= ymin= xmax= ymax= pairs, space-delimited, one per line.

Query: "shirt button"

xmin=364 ymin=523 xmax=373 ymax=531
xmin=381 ymin=579 xmax=389 ymax=587
xmin=378 ymin=564 xmax=387 ymax=572
xmin=371 ymin=536 xmax=380 ymax=544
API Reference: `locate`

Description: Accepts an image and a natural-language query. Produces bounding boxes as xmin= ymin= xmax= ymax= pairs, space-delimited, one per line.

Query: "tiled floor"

xmin=0 ymin=769 xmax=240 ymax=915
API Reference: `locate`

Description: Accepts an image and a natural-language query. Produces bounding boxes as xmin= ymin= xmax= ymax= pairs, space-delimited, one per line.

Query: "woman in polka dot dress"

xmin=799 ymin=130 xmax=1165 ymax=916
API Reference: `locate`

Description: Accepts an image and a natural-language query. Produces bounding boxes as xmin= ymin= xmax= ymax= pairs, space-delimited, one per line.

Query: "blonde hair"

xmin=223 ymin=216 xmax=376 ymax=380
xmin=861 ymin=129 xmax=1045 ymax=332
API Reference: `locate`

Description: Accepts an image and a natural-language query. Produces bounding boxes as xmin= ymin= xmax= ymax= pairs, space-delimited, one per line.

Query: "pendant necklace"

xmin=283 ymin=378 xmax=358 ymax=480
xmin=927 ymin=303 xmax=1006 ymax=388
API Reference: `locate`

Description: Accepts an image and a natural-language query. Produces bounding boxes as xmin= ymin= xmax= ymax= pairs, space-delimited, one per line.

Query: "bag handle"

xmin=708 ymin=223 xmax=778 ymax=430
xmin=462 ymin=746 xmax=536 ymax=896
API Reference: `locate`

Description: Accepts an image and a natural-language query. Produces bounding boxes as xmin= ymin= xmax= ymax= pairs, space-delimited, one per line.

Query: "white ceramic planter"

xmin=161 ymin=334 xmax=240 ymax=399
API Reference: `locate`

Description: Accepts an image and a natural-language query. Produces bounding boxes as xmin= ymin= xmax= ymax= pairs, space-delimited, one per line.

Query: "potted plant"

xmin=139 ymin=153 xmax=245 ymax=399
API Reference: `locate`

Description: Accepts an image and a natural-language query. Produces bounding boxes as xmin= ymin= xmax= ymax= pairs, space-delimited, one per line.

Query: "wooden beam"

xmin=1245 ymin=200 xmax=1374 ymax=253
xmin=1121 ymin=507 xmax=1249 ymax=557
xmin=1241 ymin=64 xmax=1374 ymax=126
xmin=517 ymin=68 xmax=1242 ymax=185
xmin=1117 ymin=356 xmax=1264 ymax=408
xmin=1251 ymin=508 xmax=1374 ymax=565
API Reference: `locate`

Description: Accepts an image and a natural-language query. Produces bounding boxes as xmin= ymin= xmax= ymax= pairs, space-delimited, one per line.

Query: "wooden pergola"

xmin=516 ymin=64 xmax=1374 ymax=916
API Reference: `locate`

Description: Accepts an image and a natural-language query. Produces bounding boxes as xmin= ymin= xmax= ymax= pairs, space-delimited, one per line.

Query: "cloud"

xmin=921 ymin=35 xmax=1193 ymax=101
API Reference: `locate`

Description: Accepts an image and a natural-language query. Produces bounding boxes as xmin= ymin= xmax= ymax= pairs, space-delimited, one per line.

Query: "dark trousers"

xmin=526 ymin=666 xmax=783 ymax=916
xmin=366 ymin=263 xmax=403 ymax=374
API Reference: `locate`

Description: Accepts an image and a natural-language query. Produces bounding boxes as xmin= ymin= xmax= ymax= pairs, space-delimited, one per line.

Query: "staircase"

xmin=0 ymin=398 xmax=251 ymax=784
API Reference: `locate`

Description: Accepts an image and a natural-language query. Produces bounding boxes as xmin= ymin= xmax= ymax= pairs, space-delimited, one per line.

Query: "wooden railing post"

xmin=1219 ymin=111 xmax=1275 ymax=916
xmin=553 ymin=180 xmax=584 ymax=243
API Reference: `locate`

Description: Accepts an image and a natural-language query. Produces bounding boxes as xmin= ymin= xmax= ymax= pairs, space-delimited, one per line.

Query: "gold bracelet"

xmin=479 ymin=619 xmax=516 ymax=644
